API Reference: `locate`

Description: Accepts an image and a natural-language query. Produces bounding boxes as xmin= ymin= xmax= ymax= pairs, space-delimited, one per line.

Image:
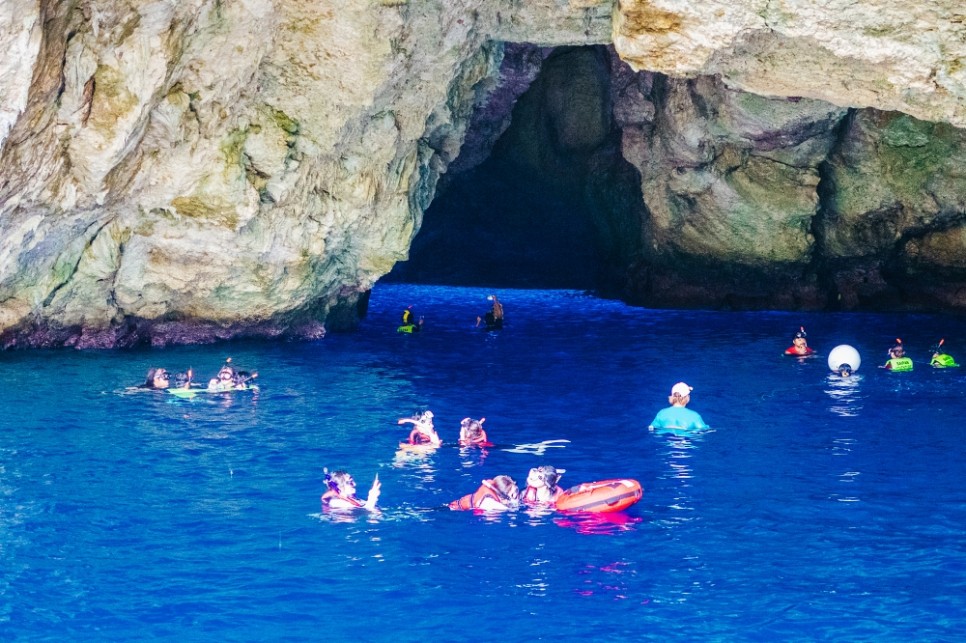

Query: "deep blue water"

xmin=2 ymin=284 xmax=965 ymax=640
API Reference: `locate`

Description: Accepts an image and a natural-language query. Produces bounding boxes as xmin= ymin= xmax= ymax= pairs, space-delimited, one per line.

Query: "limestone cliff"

xmin=1 ymin=0 xmax=965 ymax=347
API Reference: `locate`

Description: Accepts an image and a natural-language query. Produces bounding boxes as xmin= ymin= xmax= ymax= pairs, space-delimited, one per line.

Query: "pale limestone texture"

xmin=614 ymin=0 xmax=966 ymax=128
xmin=625 ymin=76 xmax=848 ymax=308
xmin=1 ymin=0 xmax=966 ymax=346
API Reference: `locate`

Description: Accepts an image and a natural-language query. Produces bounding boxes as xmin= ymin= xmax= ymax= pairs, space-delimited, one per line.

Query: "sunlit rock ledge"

xmin=0 ymin=0 xmax=964 ymax=348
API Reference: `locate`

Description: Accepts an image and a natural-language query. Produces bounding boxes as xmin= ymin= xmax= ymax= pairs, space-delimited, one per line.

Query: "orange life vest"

xmin=521 ymin=485 xmax=562 ymax=505
xmin=449 ymin=483 xmax=502 ymax=510
xmin=459 ymin=429 xmax=489 ymax=446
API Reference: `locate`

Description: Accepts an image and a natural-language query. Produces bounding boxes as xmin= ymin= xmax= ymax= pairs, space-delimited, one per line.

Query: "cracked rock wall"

xmin=1 ymin=0 xmax=965 ymax=347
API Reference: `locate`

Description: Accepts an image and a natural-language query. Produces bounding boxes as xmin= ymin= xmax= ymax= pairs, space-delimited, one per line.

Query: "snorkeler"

xmin=398 ymin=410 xmax=442 ymax=446
xmin=449 ymin=475 xmax=520 ymax=511
xmin=207 ymin=358 xmax=257 ymax=391
xmin=208 ymin=363 xmax=236 ymax=391
xmin=142 ymin=367 xmax=172 ymax=390
xmin=882 ymin=339 xmax=913 ymax=371
xmin=458 ymin=417 xmax=490 ymax=447
xmin=784 ymin=326 xmax=814 ymax=356
xmin=139 ymin=367 xmax=196 ymax=390
xmin=476 ymin=294 xmax=504 ymax=330
xmin=930 ymin=339 xmax=960 ymax=368
xmin=521 ymin=465 xmax=566 ymax=506
xmin=648 ymin=382 xmax=710 ymax=431
xmin=320 ymin=468 xmax=381 ymax=511
xmin=398 ymin=305 xmax=424 ymax=333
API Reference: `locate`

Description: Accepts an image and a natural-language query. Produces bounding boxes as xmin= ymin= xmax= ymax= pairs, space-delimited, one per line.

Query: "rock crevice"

xmin=1 ymin=1 xmax=966 ymax=347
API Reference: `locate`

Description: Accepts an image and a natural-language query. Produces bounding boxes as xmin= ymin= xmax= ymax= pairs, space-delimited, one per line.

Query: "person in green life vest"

xmin=398 ymin=305 xmax=424 ymax=333
xmin=930 ymin=338 xmax=960 ymax=368
xmin=882 ymin=339 xmax=913 ymax=371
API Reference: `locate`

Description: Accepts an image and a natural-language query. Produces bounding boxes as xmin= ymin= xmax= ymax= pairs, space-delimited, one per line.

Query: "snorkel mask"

xmin=889 ymin=338 xmax=904 ymax=358
xmin=323 ymin=468 xmax=346 ymax=494
xmin=528 ymin=465 xmax=565 ymax=489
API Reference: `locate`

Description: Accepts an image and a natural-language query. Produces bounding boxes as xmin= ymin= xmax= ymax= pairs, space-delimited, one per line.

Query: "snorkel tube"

xmin=930 ymin=338 xmax=960 ymax=367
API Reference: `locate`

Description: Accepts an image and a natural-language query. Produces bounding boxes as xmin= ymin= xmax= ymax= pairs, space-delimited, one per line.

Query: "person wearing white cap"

xmin=648 ymin=382 xmax=710 ymax=431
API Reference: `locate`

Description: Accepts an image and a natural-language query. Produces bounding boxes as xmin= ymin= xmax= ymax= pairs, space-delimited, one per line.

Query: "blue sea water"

xmin=2 ymin=284 xmax=965 ymax=640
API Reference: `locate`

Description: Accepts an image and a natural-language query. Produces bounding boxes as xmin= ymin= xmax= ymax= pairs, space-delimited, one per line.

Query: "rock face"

xmin=1 ymin=1 xmax=965 ymax=347
xmin=613 ymin=0 xmax=966 ymax=128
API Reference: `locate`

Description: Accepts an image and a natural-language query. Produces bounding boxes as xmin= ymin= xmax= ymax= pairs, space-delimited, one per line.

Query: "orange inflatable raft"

xmin=554 ymin=479 xmax=643 ymax=513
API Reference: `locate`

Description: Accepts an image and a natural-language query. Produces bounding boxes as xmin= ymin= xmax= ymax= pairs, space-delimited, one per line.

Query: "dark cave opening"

xmin=386 ymin=45 xmax=646 ymax=295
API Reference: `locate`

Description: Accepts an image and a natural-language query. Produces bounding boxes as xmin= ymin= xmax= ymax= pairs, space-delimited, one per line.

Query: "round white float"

xmin=827 ymin=344 xmax=861 ymax=372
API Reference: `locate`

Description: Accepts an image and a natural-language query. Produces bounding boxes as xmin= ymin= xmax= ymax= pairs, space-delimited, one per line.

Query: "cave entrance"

xmin=387 ymin=44 xmax=646 ymax=294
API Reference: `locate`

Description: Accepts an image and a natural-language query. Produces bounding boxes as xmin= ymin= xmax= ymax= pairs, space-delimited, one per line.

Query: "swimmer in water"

xmin=882 ymin=339 xmax=913 ymax=371
xmin=785 ymin=327 xmax=812 ymax=355
xmin=208 ymin=363 xmax=237 ymax=391
xmin=449 ymin=475 xmax=520 ymax=511
xmin=929 ymin=339 xmax=959 ymax=368
xmin=207 ymin=358 xmax=256 ymax=391
xmin=399 ymin=305 xmax=424 ymax=333
xmin=458 ymin=417 xmax=489 ymax=447
xmin=320 ymin=468 xmax=381 ymax=511
xmin=142 ymin=367 xmax=172 ymax=390
xmin=398 ymin=410 xmax=442 ymax=446
xmin=648 ymin=382 xmax=710 ymax=431
xmin=476 ymin=294 xmax=504 ymax=330
xmin=521 ymin=465 xmax=566 ymax=505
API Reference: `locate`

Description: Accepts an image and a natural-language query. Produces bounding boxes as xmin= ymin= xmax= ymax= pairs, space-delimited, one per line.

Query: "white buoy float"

xmin=827 ymin=344 xmax=861 ymax=372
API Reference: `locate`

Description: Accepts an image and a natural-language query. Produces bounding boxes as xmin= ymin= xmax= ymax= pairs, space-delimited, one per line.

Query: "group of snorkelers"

xmin=321 ymin=408 xmax=569 ymax=513
xmin=650 ymin=328 xmax=963 ymax=431
xmin=784 ymin=326 xmax=960 ymax=374
xmin=139 ymin=358 xmax=258 ymax=392
xmin=397 ymin=294 xmax=504 ymax=333
xmin=881 ymin=337 xmax=959 ymax=371
xmin=395 ymin=410 xmax=491 ymax=448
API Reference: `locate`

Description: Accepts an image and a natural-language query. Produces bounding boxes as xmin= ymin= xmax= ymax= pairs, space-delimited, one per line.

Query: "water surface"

xmin=1 ymin=285 xmax=964 ymax=640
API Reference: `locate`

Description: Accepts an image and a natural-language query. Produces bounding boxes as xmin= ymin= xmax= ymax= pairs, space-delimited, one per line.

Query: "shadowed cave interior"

xmin=386 ymin=45 xmax=645 ymax=295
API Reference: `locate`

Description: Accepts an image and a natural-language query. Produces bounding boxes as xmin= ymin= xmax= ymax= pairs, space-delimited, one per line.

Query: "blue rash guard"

xmin=649 ymin=406 xmax=709 ymax=430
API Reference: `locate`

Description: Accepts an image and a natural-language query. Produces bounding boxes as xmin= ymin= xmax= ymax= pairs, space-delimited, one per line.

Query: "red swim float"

xmin=784 ymin=346 xmax=815 ymax=356
xmin=554 ymin=479 xmax=643 ymax=513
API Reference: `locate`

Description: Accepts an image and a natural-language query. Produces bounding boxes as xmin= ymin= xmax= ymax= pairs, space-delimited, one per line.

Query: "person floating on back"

xmin=882 ymin=339 xmax=913 ymax=371
xmin=930 ymin=338 xmax=960 ymax=368
xmin=784 ymin=326 xmax=814 ymax=356
xmin=648 ymin=382 xmax=710 ymax=431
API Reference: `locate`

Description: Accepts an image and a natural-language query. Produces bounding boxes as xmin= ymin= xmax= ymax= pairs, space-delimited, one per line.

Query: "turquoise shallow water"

xmin=1 ymin=284 xmax=965 ymax=640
